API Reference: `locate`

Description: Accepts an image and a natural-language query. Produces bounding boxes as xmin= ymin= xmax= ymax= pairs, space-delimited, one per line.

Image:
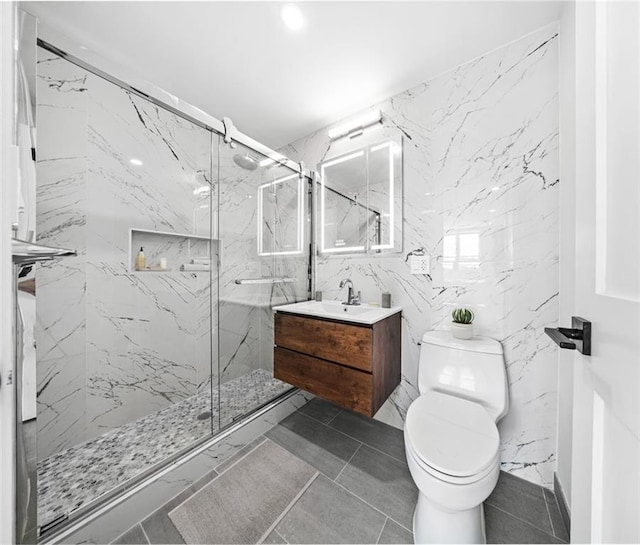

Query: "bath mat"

xmin=169 ymin=439 xmax=317 ymax=544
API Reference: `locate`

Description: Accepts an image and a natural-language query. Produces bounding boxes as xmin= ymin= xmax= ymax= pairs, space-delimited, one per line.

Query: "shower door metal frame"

xmin=35 ymin=35 xmax=312 ymax=182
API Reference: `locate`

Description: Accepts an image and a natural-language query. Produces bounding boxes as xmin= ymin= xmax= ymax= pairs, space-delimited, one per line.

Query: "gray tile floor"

xmin=113 ymin=398 xmax=570 ymax=544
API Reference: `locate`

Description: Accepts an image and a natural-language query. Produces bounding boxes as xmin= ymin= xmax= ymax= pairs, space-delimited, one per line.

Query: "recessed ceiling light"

xmin=281 ymin=4 xmax=304 ymax=31
xmin=130 ymin=158 xmax=143 ymax=166
xmin=491 ymin=186 xmax=500 ymax=191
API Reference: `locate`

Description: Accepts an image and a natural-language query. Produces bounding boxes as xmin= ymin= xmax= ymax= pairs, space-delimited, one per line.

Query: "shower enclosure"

xmin=31 ymin=42 xmax=311 ymax=539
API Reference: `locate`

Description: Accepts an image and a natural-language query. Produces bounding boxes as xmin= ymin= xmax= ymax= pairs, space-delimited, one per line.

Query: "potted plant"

xmin=451 ymin=307 xmax=474 ymax=339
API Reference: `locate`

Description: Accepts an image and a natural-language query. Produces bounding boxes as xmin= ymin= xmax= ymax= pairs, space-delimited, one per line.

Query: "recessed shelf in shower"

xmin=129 ymin=228 xmax=218 ymax=273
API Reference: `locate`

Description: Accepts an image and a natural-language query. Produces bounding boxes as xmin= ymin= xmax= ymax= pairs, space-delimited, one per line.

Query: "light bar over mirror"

xmin=318 ymin=135 xmax=403 ymax=255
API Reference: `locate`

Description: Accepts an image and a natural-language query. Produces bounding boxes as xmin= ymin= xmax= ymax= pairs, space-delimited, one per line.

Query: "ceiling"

xmin=22 ymin=1 xmax=565 ymax=149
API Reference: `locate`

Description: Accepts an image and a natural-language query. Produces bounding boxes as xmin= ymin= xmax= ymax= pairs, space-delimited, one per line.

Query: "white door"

xmin=571 ymin=1 xmax=640 ymax=542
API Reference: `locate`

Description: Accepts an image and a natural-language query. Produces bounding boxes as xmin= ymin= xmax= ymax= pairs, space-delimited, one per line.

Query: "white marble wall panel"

xmin=36 ymin=353 xmax=86 ymax=460
xmin=280 ymin=25 xmax=559 ymax=486
xmin=36 ymin=49 xmax=88 ymax=459
xmin=36 ymin=47 xmax=216 ymax=455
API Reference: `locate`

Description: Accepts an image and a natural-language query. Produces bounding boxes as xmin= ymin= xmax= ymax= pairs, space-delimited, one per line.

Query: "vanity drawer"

xmin=275 ymin=313 xmax=373 ymax=372
xmin=274 ymin=347 xmax=373 ymax=415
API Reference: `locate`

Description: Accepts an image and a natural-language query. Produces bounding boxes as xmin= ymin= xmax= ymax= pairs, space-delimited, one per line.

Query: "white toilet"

xmin=404 ymin=331 xmax=509 ymax=544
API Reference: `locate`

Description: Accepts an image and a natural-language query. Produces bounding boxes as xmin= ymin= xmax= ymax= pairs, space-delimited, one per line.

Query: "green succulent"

xmin=452 ymin=307 xmax=474 ymax=324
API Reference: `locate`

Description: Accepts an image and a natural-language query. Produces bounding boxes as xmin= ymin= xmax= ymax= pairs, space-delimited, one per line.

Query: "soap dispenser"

xmin=135 ymin=247 xmax=146 ymax=270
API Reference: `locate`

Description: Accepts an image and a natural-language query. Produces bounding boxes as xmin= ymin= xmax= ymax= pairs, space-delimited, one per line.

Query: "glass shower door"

xmin=34 ymin=45 xmax=219 ymax=534
xmin=217 ymin=142 xmax=308 ymax=429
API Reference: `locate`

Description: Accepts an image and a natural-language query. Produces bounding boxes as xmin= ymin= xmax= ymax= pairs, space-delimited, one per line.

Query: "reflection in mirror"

xmin=257 ymin=173 xmax=304 ymax=256
xmin=318 ymin=135 xmax=402 ymax=255
xmin=320 ymin=151 xmax=368 ymax=253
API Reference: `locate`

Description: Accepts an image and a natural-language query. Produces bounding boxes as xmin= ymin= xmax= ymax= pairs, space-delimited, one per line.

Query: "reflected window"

xmin=443 ymin=232 xmax=480 ymax=271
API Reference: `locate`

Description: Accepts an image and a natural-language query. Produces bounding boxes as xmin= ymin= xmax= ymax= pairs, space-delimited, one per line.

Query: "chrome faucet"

xmin=339 ymin=278 xmax=361 ymax=306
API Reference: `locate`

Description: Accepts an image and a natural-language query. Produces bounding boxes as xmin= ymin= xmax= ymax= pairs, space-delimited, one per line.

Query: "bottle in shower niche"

xmin=135 ymin=247 xmax=146 ymax=270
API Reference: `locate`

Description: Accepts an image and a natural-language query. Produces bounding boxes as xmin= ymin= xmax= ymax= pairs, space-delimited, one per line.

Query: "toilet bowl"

xmin=405 ymin=391 xmax=500 ymax=543
xmin=404 ymin=331 xmax=508 ymax=544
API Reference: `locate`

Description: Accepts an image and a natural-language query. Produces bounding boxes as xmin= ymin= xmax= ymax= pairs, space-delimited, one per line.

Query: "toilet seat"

xmin=405 ymin=391 xmax=499 ymax=483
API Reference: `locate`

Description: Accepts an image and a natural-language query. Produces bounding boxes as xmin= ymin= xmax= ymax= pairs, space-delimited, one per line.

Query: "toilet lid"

xmin=406 ymin=392 xmax=499 ymax=478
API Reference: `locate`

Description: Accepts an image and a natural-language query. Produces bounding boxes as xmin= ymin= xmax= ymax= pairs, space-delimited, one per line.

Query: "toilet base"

xmin=413 ymin=492 xmax=486 ymax=544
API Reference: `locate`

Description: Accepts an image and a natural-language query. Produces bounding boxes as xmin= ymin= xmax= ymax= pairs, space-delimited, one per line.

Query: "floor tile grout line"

xmin=335 ymin=430 xmax=406 ymax=465
xmin=297 ymin=407 xmax=343 ymax=428
xmin=271 ymin=528 xmax=288 ymax=544
xmin=328 ymin=473 xmax=413 ymax=534
xmin=542 ymin=487 xmax=558 ymax=538
xmin=138 ymin=522 xmax=151 ymax=545
xmin=255 ymin=471 xmax=320 ymax=545
xmin=487 ymin=502 xmax=563 ymax=541
xmin=324 ymin=422 xmax=406 ymax=464
xmin=325 ymin=408 xmax=345 ymax=426
xmin=375 ymin=517 xmax=389 ymax=545
xmin=293 ymin=409 xmax=406 ymax=465
xmin=334 ymin=443 xmax=363 ymax=482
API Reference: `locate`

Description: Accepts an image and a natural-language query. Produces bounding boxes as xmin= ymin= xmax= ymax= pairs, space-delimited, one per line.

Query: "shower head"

xmin=233 ymin=153 xmax=259 ymax=171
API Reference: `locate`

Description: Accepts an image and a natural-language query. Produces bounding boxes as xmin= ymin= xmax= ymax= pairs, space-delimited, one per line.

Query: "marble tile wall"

xmin=36 ymin=48 xmax=216 ymax=459
xmin=280 ymin=25 xmax=559 ymax=487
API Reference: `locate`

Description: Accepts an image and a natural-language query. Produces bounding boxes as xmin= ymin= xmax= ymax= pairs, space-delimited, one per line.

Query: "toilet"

xmin=404 ymin=331 xmax=508 ymax=544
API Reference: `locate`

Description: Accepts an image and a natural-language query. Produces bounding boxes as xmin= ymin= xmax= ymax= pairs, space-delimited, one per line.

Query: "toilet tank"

xmin=418 ymin=331 xmax=509 ymax=421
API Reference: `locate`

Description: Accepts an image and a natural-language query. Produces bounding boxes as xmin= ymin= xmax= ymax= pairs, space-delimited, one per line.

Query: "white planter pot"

xmin=452 ymin=322 xmax=473 ymax=340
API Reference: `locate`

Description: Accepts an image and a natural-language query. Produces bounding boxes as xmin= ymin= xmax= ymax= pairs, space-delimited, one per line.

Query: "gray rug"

xmin=169 ymin=439 xmax=317 ymax=544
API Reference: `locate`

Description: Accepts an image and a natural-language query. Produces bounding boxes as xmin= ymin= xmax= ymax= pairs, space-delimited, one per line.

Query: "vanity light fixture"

xmin=327 ymin=109 xmax=382 ymax=140
xmin=281 ymin=4 xmax=305 ymax=31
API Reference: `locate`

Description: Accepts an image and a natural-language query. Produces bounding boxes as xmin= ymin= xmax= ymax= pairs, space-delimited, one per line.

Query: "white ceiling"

xmin=22 ymin=1 xmax=565 ymax=149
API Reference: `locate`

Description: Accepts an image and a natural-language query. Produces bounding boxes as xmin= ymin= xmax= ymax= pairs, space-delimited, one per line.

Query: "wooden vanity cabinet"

xmin=274 ymin=311 xmax=401 ymax=416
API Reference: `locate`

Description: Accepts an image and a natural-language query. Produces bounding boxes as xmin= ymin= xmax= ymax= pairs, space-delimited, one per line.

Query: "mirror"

xmin=257 ymin=173 xmax=305 ymax=256
xmin=318 ymin=135 xmax=402 ymax=254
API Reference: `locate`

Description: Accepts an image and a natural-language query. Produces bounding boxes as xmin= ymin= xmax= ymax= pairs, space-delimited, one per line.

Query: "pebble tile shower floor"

xmin=37 ymin=369 xmax=291 ymax=531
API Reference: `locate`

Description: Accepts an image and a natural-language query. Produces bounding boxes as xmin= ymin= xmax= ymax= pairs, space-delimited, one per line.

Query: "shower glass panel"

xmin=217 ymin=143 xmax=305 ymax=429
xmin=35 ymin=46 xmax=216 ymax=533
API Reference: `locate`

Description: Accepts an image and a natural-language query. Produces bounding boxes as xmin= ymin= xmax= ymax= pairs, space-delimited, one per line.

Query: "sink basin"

xmin=273 ymin=300 xmax=401 ymax=325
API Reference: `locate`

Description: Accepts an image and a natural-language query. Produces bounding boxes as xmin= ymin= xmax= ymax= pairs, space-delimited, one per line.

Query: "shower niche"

xmin=129 ymin=228 xmax=216 ymax=273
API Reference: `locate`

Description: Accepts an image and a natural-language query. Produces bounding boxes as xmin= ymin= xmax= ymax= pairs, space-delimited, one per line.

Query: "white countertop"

xmin=273 ymin=300 xmax=402 ymax=325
